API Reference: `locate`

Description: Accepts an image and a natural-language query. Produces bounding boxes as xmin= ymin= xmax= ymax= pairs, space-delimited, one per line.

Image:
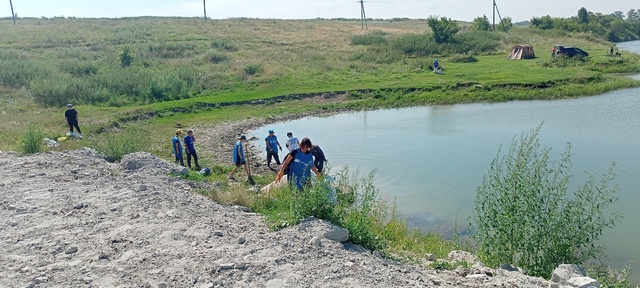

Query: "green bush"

xmin=119 ymin=45 xmax=135 ymax=67
xmin=350 ymin=30 xmax=389 ymax=46
xmin=391 ymin=33 xmax=440 ymax=56
xmin=20 ymin=123 xmax=46 ymax=155
xmin=243 ymin=63 xmax=264 ymax=76
xmin=206 ymin=50 xmax=228 ymax=64
xmin=452 ymin=31 xmax=502 ymax=54
xmin=448 ymin=54 xmax=478 ymax=63
xmin=211 ymin=38 xmax=238 ymax=52
xmin=90 ymin=123 xmax=148 ymax=162
xmin=470 ymin=125 xmax=621 ymax=279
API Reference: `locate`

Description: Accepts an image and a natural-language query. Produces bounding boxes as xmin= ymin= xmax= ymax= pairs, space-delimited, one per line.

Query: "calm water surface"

xmin=249 ymin=40 xmax=640 ymax=281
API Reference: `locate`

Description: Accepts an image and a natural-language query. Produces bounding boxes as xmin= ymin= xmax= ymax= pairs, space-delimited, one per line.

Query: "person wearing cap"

xmin=172 ymin=129 xmax=185 ymax=166
xmin=285 ymin=131 xmax=300 ymax=152
xmin=64 ymin=104 xmax=82 ymax=136
xmin=183 ymin=129 xmax=200 ymax=170
xmin=276 ymin=137 xmax=320 ymax=191
xmin=229 ymin=134 xmax=253 ymax=182
xmin=264 ymin=129 xmax=283 ymax=169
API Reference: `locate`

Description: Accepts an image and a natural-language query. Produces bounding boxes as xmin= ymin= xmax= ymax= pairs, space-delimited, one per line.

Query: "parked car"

xmin=554 ymin=45 xmax=589 ymax=57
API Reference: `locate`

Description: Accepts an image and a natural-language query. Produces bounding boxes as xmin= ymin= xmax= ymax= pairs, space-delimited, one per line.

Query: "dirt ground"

xmin=0 ymin=147 xmax=556 ymax=287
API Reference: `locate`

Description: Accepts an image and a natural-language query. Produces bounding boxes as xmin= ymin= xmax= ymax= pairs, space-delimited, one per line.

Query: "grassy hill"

xmin=1 ymin=17 xmax=639 ymax=152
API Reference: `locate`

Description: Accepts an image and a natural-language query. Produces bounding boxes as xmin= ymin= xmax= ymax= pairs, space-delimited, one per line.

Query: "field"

xmin=1 ymin=17 xmax=639 ymax=153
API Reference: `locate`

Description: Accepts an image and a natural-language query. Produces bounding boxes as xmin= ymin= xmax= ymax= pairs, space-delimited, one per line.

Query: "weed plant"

xmin=252 ymin=168 xmax=459 ymax=258
xmin=89 ymin=122 xmax=149 ymax=162
xmin=470 ymin=124 xmax=621 ymax=279
xmin=20 ymin=123 xmax=46 ymax=155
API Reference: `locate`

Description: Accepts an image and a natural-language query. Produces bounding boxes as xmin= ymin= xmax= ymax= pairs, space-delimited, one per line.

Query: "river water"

xmin=249 ymin=40 xmax=640 ymax=281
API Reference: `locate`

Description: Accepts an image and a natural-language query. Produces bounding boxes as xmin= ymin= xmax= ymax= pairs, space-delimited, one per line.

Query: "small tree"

xmin=427 ymin=16 xmax=459 ymax=44
xmin=470 ymin=125 xmax=621 ymax=279
xmin=499 ymin=17 xmax=514 ymax=32
xmin=119 ymin=46 xmax=135 ymax=67
xmin=471 ymin=15 xmax=491 ymax=31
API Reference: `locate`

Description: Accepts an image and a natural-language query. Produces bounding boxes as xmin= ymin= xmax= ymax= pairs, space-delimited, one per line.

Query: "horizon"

xmin=2 ymin=1 xmax=637 ymax=23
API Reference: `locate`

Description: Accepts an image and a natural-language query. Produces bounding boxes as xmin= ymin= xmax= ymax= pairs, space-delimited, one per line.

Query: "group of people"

xmin=172 ymin=129 xmax=200 ymax=170
xmin=228 ymin=129 xmax=327 ymax=191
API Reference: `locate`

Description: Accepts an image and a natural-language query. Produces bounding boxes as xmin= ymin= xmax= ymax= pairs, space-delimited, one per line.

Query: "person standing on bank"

xmin=285 ymin=131 xmax=300 ymax=152
xmin=172 ymin=129 xmax=185 ymax=166
xmin=276 ymin=137 xmax=321 ymax=190
xmin=229 ymin=135 xmax=253 ymax=183
xmin=184 ymin=129 xmax=200 ymax=170
xmin=310 ymin=144 xmax=327 ymax=173
xmin=64 ymin=104 xmax=82 ymax=136
xmin=265 ymin=129 xmax=283 ymax=169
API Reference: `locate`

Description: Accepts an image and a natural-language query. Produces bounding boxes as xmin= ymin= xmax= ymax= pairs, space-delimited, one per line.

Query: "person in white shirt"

xmin=285 ymin=131 xmax=300 ymax=152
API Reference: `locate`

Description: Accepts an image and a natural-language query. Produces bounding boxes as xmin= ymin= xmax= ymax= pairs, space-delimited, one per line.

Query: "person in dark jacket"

xmin=310 ymin=144 xmax=327 ymax=173
xmin=64 ymin=104 xmax=82 ymax=135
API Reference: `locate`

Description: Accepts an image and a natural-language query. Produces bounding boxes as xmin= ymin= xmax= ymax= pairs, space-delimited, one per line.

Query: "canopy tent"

xmin=508 ymin=44 xmax=535 ymax=60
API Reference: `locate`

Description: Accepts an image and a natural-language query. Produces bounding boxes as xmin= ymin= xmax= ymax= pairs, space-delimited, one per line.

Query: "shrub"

xmin=206 ymin=50 xmax=228 ymax=64
xmin=211 ymin=38 xmax=237 ymax=52
xmin=119 ymin=45 xmax=135 ymax=67
xmin=470 ymin=125 xmax=621 ymax=279
xmin=448 ymin=54 xmax=478 ymax=63
xmin=390 ymin=33 xmax=440 ymax=56
xmin=350 ymin=30 xmax=389 ymax=46
xmin=243 ymin=63 xmax=264 ymax=76
xmin=452 ymin=31 xmax=502 ymax=54
xmin=20 ymin=123 xmax=46 ymax=155
xmin=90 ymin=123 xmax=148 ymax=162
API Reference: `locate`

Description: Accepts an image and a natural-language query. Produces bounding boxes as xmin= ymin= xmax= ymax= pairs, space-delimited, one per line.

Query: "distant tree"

xmin=472 ymin=15 xmax=491 ymax=31
xmin=613 ymin=11 xmax=625 ymax=19
xmin=499 ymin=17 xmax=514 ymax=32
xmin=530 ymin=15 xmax=555 ymax=30
xmin=578 ymin=7 xmax=589 ymax=24
xmin=427 ymin=16 xmax=459 ymax=44
xmin=626 ymin=9 xmax=639 ymax=21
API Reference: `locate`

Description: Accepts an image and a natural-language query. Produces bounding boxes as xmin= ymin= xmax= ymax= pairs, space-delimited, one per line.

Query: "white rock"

xmin=567 ymin=276 xmax=600 ymax=288
xmin=552 ymin=264 xmax=587 ymax=284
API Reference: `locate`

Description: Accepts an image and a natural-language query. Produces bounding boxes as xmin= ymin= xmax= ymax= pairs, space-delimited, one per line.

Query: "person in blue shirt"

xmin=264 ymin=129 xmax=283 ymax=169
xmin=229 ymin=135 xmax=253 ymax=183
xmin=184 ymin=129 xmax=200 ymax=170
xmin=433 ymin=58 xmax=439 ymax=73
xmin=172 ymin=129 xmax=184 ymax=166
xmin=276 ymin=137 xmax=321 ymax=190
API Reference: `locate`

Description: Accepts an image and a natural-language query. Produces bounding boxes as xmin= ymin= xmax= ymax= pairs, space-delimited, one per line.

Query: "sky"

xmin=2 ymin=0 xmax=638 ymax=22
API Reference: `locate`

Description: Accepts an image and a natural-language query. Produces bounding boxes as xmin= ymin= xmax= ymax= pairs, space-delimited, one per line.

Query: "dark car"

xmin=554 ymin=45 xmax=589 ymax=57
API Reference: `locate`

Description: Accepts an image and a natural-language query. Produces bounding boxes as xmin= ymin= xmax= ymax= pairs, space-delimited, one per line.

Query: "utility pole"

xmin=203 ymin=0 xmax=207 ymax=22
xmin=10 ymin=0 xmax=16 ymax=25
xmin=492 ymin=0 xmax=495 ymax=32
xmin=359 ymin=0 xmax=368 ymax=30
xmin=492 ymin=0 xmax=507 ymax=33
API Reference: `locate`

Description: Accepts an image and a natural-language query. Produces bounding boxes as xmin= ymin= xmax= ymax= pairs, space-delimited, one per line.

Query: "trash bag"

xmin=199 ymin=167 xmax=211 ymax=176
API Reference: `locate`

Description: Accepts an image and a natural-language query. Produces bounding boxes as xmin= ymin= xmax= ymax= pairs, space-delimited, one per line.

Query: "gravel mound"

xmin=0 ymin=149 xmax=552 ymax=287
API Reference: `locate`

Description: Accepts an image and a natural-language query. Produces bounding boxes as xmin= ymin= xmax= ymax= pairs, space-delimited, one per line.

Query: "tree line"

xmin=530 ymin=7 xmax=640 ymax=42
